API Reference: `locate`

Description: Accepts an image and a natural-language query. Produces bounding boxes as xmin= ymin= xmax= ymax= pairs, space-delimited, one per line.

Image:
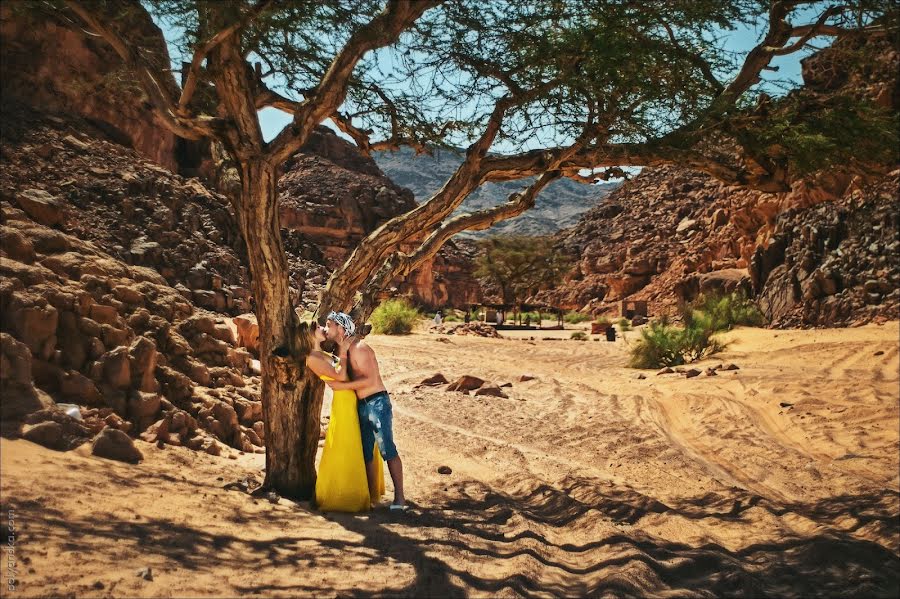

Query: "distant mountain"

xmin=373 ymin=146 xmax=620 ymax=237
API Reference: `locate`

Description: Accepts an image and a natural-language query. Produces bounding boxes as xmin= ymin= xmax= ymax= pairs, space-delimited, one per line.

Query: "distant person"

xmin=464 ymin=310 xmax=471 ymax=324
xmin=524 ymin=314 xmax=531 ymax=327
xmin=496 ymin=311 xmax=503 ymax=326
xmin=433 ymin=310 xmax=442 ymax=326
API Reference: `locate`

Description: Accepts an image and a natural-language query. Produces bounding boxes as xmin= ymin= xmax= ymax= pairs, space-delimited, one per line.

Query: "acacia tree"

xmin=474 ymin=236 xmax=571 ymax=307
xmin=58 ymin=0 xmax=889 ymax=497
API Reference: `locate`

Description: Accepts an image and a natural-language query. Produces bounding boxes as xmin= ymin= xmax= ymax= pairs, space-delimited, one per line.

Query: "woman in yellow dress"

xmin=298 ymin=322 xmax=384 ymax=512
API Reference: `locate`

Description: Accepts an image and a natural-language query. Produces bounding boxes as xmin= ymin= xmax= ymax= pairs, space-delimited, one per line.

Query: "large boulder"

xmin=0 ymin=333 xmax=55 ymax=421
xmin=91 ymin=427 xmax=143 ymax=463
xmin=15 ymin=189 xmax=65 ymax=226
xmin=447 ymin=375 xmax=486 ymax=393
xmin=233 ymin=314 xmax=259 ymax=356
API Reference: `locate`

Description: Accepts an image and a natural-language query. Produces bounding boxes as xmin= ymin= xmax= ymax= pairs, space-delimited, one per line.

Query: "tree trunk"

xmin=237 ymin=159 xmax=322 ymax=499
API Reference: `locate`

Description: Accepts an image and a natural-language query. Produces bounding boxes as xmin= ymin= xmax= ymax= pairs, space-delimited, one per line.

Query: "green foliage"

xmin=570 ymin=331 xmax=588 ymax=341
xmin=685 ymin=291 xmax=765 ymax=331
xmin=628 ymin=292 xmax=762 ymax=368
xmin=475 ymin=236 xmax=571 ymax=305
xmin=628 ymin=320 xmax=725 ymax=369
xmin=370 ymin=299 xmax=421 ymax=335
xmin=563 ymin=311 xmax=591 ymax=324
xmin=618 ymin=317 xmax=632 ymax=332
xmin=593 ymin=316 xmax=611 ymax=327
xmin=742 ymin=93 xmax=899 ymax=176
xmin=520 ymin=311 xmax=542 ymax=324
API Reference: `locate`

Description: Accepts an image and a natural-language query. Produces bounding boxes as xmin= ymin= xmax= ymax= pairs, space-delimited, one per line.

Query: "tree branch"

xmin=178 ymin=0 xmax=274 ymax=114
xmin=766 ymin=5 xmax=846 ymax=56
xmin=315 ymin=94 xmax=514 ymax=317
xmin=266 ymin=0 xmax=441 ymax=165
xmin=476 ymin=141 xmax=776 ymax=189
xmin=348 ymin=120 xmax=594 ymax=320
xmin=658 ymin=21 xmax=724 ymax=94
xmin=64 ymin=0 xmax=225 ymax=140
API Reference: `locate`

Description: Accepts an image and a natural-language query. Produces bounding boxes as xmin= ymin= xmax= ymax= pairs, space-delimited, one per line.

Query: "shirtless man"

xmin=323 ymin=311 xmax=406 ymax=510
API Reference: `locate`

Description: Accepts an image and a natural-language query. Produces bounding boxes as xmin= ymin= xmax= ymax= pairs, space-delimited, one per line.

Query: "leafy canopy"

xmin=474 ymin=235 xmax=570 ymax=304
xmin=143 ymin=0 xmax=783 ymax=153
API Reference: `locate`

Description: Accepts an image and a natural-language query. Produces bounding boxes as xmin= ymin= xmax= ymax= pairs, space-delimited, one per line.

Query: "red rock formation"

xmin=538 ymin=163 xmax=897 ymax=327
xmin=0 ymin=3 xmax=179 ymax=171
xmin=397 ymin=239 xmax=482 ymax=308
xmin=278 ymin=128 xmax=417 ymax=268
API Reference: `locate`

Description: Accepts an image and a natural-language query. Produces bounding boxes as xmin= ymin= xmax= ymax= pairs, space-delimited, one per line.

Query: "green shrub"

xmin=520 ymin=311 xmax=542 ymax=324
xmin=370 ymin=299 xmax=421 ymax=335
xmin=564 ymin=311 xmax=591 ymax=324
xmin=443 ymin=311 xmax=461 ymax=322
xmin=618 ymin=317 xmax=632 ymax=332
xmin=628 ymin=320 xmax=726 ymax=369
xmin=686 ymin=291 xmax=764 ymax=331
xmin=570 ymin=331 xmax=588 ymax=341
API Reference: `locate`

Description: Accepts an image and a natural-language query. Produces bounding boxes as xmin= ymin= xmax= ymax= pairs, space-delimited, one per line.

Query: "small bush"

xmin=570 ymin=331 xmax=588 ymax=341
xmin=628 ymin=320 xmax=725 ymax=369
xmin=443 ymin=311 xmax=461 ymax=322
xmin=370 ymin=299 xmax=421 ymax=335
xmin=593 ymin=316 xmax=611 ymax=327
xmin=564 ymin=311 xmax=591 ymax=324
xmin=520 ymin=311 xmax=541 ymax=324
xmin=618 ymin=317 xmax=632 ymax=332
xmin=687 ymin=291 xmax=764 ymax=331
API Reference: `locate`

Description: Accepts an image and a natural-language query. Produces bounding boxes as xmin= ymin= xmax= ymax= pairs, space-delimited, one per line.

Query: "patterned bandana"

xmin=326 ymin=311 xmax=356 ymax=337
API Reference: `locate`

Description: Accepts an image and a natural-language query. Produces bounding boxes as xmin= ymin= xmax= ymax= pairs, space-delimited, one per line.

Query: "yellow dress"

xmin=315 ymin=374 xmax=385 ymax=512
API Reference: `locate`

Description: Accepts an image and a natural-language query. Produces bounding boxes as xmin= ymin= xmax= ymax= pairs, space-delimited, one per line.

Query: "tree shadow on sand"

xmin=326 ymin=476 xmax=899 ymax=597
xmin=3 ymin=473 xmax=897 ymax=597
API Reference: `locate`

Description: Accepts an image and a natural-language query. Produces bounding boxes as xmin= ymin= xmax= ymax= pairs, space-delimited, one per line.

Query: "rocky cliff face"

xmin=0 ymin=104 xmax=263 ymax=315
xmin=0 ymin=3 xmax=180 ymax=172
xmin=1 ymin=107 xmax=267 ymax=456
xmin=538 ymin=165 xmax=898 ymax=327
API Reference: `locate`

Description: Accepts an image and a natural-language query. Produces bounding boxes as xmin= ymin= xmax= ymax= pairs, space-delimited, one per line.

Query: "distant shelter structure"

xmin=476 ymin=302 xmax=564 ymax=330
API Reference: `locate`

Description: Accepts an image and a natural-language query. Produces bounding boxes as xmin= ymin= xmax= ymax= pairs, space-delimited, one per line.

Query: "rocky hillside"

xmin=1 ymin=105 xmax=268 ymax=458
xmin=0 ymin=103 xmax=482 ymax=463
xmin=374 ymin=146 xmax=620 ymax=237
xmin=753 ymin=171 xmax=899 ymax=327
xmin=0 ymin=2 xmax=179 ymax=171
xmin=539 ymin=165 xmax=899 ymax=327
xmin=538 ymin=31 xmax=898 ymax=327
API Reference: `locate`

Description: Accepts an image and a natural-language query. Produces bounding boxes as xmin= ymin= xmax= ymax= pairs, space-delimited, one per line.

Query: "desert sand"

xmin=2 ymin=322 xmax=898 ymax=597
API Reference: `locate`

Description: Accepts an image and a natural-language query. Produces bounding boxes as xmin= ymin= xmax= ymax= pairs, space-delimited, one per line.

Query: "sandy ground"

xmin=2 ymin=322 xmax=898 ymax=597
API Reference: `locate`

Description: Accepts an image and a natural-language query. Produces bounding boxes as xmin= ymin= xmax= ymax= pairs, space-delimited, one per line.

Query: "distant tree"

xmin=475 ymin=236 xmax=571 ymax=306
xmin=54 ymin=0 xmax=892 ymax=498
